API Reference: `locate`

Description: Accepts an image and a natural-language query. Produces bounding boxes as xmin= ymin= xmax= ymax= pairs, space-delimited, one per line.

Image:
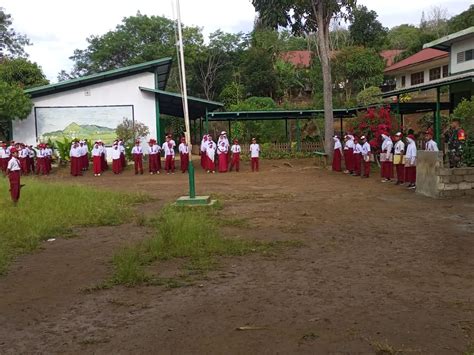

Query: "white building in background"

xmin=13 ymin=58 xmax=171 ymax=146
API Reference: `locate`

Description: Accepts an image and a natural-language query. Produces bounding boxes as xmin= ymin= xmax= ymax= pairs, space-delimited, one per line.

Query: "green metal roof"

xmin=382 ymin=72 xmax=474 ymax=98
xmin=208 ymin=108 xmax=357 ymax=121
xmin=25 ymin=58 xmax=173 ymax=98
xmin=423 ymin=26 xmax=474 ymax=51
xmin=139 ymin=87 xmax=223 ymax=119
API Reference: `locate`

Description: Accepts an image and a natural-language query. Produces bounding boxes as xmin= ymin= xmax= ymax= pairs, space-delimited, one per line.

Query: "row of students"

xmin=200 ymin=131 xmax=260 ymax=173
xmin=333 ymin=130 xmax=438 ymax=189
xmin=1 ymin=141 xmax=54 ymax=176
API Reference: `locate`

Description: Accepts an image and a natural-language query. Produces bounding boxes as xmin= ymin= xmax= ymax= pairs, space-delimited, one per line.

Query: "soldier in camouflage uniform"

xmin=444 ymin=119 xmax=466 ymax=168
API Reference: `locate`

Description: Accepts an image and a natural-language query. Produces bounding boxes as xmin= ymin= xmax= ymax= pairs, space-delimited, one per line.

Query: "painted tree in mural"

xmin=252 ymin=0 xmax=357 ymax=157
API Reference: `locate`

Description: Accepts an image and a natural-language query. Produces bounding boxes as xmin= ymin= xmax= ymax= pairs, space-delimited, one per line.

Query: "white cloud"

xmin=2 ymin=0 xmax=471 ymax=82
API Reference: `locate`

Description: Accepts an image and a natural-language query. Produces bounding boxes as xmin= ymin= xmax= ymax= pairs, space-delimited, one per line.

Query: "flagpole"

xmin=175 ymin=0 xmax=196 ymax=198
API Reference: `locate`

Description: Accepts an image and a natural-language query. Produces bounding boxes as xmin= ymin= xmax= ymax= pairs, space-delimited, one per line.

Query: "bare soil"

xmin=1 ymin=159 xmax=473 ymax=354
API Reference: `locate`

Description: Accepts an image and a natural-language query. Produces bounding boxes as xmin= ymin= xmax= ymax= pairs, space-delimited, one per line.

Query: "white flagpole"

xmin=176 ymin=0 xmax=192 ymax=158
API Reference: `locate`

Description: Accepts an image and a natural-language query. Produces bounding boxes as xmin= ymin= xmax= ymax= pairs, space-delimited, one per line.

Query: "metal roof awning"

xmin=423 ymin=26 xmax=474 ymax=51
xmin=139 ymin=87 xmax=223 ymax=119
xmin=207 ymin=109 xmax=357 ymax=121
xmin=25 ymin=58 xmax=173 ymax=98
xmin=381 ymin=72 xmax=474 ymax=98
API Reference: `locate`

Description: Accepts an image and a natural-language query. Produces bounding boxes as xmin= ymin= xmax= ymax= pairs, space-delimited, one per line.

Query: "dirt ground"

xmin=1 ymin=158 xmax=473 ymax=354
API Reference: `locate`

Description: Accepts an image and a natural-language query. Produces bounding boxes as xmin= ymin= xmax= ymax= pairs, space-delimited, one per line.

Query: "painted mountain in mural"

xmin=42 ymin=122 xmax=116 ymax=144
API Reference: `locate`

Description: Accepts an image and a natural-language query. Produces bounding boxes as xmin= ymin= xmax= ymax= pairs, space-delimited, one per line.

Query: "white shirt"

xmin=206 ymin=140 xmax=216 ymax=162
xmin=381 ymin=137 xmax=393 ymax=153
xmin=231 ymin=144 xmax=241 ymax=154
xmin=28 ymin=148 xmax=35 ymax=158
xmin=37 ymin=148 xmax=45 ymax=158
xmin=19 ymin=148 xmax=29 ymax=158
xmin=162 ymin=142 xmax=175 ymax=156
xmin=333 ymin=138 xmax=342 ymax=151
xmin=344 ymin=138 xmax=354 ymax=150
xmin=250 ymin=143 xmax=260 ymax=158
xmin=200 ymin=138 xmax=208 ymax=152
xmin=0 ymin=147 xmax=9 ymax=158
xmin=353 ymin=143 xmax=362 ymax=154
xmin=394 ymin=140 xmax=405 ymax=155
xmin=425 ymin=139 xmax=439 ymax=152
xmin=217 ymin=143 xmax=228 ymax=154
xmin=148 ymin=144 xmax=160 ymax=155
xmin=70 ymin=146 xmax=81 ymax=158
xmin=92 ymin=146 xmax=101 ymax=157
xmin=179 ymin=143 xmax=189 ymax=154
xmin=361 ymin=142 xmax=371 ymax=156
xmin=119 ymin=144 xmax=125 ymax=153
xmin=111 ymin=147 xmax=121 ymax=160
xmin=405 ymin=139 xmax=417 ymax=165
xmin=218 ymin=136 xmax=229 ymax=149
xmin=131 ymin=146 xmax=143 ymax=154
xmin=7 ymin=157 xmax=21 ymax=171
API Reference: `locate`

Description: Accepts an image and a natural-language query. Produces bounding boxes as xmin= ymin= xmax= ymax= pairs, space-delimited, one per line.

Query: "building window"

xmin=429 ymin=67 xmax=441 ymax=81
xmin=401 ymin=76 xmax=406 ymax=87
xmin=442 ymin=65 xmax=449 ymax=77
xmin=457 ymin=49 xmax=474 ymax=63
xmin=411 ymin=71 xmax=424 ymax=85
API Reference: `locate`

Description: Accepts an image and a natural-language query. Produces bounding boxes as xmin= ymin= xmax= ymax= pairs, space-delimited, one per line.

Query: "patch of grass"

xmin=371 ymin=340 xmax=400 ymax=355
xmin=111 ymin=205 xmax=302 ymax=286
xmin=0 ymin=177 xmax=149 ymax=274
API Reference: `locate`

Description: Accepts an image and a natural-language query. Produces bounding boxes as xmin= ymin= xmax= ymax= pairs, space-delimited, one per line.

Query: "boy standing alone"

xmin=250 ymin=138 xmax=260 ymax=172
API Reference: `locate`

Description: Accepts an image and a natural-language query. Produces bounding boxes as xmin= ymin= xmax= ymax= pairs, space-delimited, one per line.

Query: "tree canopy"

xmin=0 ymin=8 xmax=30 ymax=58
xmin=349 ymin=5 xmax=387 ymax=49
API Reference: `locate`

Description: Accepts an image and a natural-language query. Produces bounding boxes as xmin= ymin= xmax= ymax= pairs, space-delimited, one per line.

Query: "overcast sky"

xmin=2 ymin=0 xmax=471 ymax=82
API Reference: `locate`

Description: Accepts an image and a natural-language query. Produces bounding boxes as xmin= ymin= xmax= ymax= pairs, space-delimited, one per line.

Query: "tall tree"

xmin=0 ymin=8 xmax=30 ymax=59
xmin=252 ymin=0 xmax=356 ymax=156
xmin=349 ymin=5 xmax=387 ymax=49
xmin=0 ymin=58 xmax=48 ymax=88
xmin=332 ymin=46 xmax=385 ymax=104
xmin=448 ymin=5 xmax=474 ymax=33
xmin=387 ymin=24 xmax=421 ymax=50
xmin=61 ymin=12 xmax=204 ymax=91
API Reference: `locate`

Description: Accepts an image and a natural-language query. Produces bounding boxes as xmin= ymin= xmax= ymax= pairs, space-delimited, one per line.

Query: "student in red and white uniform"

xmin=218 ymin=131 xmax=230 ymax=164
xmin=352 ymin=136 xmax=362 ymax=176
xmin=405 ymin=134 xmax=417 ymax=189
xmin=70 ymin=141 xmax=82 ymax=176
xmin=111 ymin=142 xmax=122 ymax=174
xmin=131 ymin=140 xmax=144 ymax=175
xmin=332 ymin=135 xmax=343 ymax=172
xmin=424 ymin=129 xmax=439 ymax=152
xmin=380 ymin=133 xmax=393 ymax=182
xmin=393 ymin=132 xmax=405 ymax=185
xmin=178 ymin=137 xmax=189 ymax=173
xmin=217 ymin=141 xmax=228 ymax=173
xmin=205 ymin=135 xmax=216 ymax=173
xmin=162 ymin=136 xmax=176 ymax=174
xmin=97 ymin=140 xmax=108 ymax=171
xmin=229 ymin=139 xmax=241 ymax=172
xmin=18 ymin=144 xmax=28 ymax=175
xmin=92 ymin=142 xmax=102 ymax=176
xmin=7 ymin=147 xmax=22 ymax=204
xmin=249 ymin=137 xmax=260 ymax=172
xmin=200 ymin=134 xmax=208 ymax=170
xmin=36 ymin=143 xmax=47 ymax=175
xmin=147 ymin=139 xmax=159 ymax=174
xmin=119 ymin=140 xmax=126 ymax=168
xmin=44 ymin=143 xmax=53 ymax=174
xmin=343 ymin=134 xmax=354 ymax=174
xmin=28 ymin=145 xmax=35 ymax=173
xmin=360 ymin=135 xmax=371 ymax=178
xmin=0 ymin=142 xmax=10 ymax=173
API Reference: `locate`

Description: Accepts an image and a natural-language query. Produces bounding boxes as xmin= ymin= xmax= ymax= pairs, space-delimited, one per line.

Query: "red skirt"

xmin=112 ymin=159 xmax=122 ymax=174
xmin=344 ymin=148 xmax=354 ymax=171
xmin=332 ymin=149 xmax=342 ymax=172
xmin=180 ymin=153 xmax=189 ymax=173
xmin=70 ymin=157 xmax=81 ymax=176
xmin=93 ymin=156 xmax=102 ymax=175
xmin=206 ymin=156 xmax=215 ymax=171
xmin=381 ymin=161 xmax=393 ymax=179
xmin=218 ymin=153 xmax=228 ymax=173
xmin=353 ymin=154 xmax=361 ymax=175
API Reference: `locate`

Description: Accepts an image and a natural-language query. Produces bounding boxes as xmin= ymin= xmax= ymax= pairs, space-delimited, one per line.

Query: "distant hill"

xmin=44 ymin=122 xmax=115 ymax=137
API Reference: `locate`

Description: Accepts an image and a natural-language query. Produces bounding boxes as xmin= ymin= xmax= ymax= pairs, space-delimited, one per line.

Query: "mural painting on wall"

xmin=36 ymin=106 xmax=133 ymax=145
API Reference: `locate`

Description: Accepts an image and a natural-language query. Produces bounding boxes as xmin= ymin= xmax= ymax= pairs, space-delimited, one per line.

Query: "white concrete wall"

xmin=451 ymin=37 xmax=474 ymax=74
xmin=394 ymin=57 xmax=449 ymax=89
xmin=13 ymin=72 xmax=157 ymax=145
